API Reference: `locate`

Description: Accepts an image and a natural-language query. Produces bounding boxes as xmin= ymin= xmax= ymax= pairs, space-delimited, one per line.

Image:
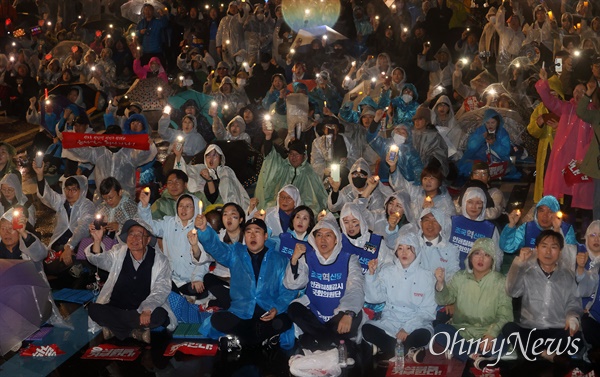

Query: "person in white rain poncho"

xmin=369 ymin=191 xmax=413 ymax=238
xmin=212 ymin=114 xmax=252 ymax=144
xmin=158 ymin=112 xmax=207 ymax=159
xmin=284 ymin=213 xmax=364 ymax=351
xmin=431 ymin=95 xmax=464 ymax=161
xmin=339 ymin=203 xmax=383 ymax=274
xmin=32 ymin=165 xmax=95 ymax=274
xmin=139 ymin=191 xmax=205 ymax=299
xmin=173 ymin=144 xmax=250 ymax=210
xmin=0 ymin=173 xmax=35 ymax=227
xmin=311 ymin=117 xmax=357 ymax=180
xmin=258 ymin=184 xmax=302 ymax=238
xmin=62 ymin=125 xmax=157 ymax=203
xmin=216 ymin=1 xmax=250 ymax=67
xmin=450 ymin=187 xmax=502 ymax=271
xmin=328 ymin=158 xmax=387 ymax=213
xmin=362 ymin=232 xmax=436 ymax=363
xmin=503 ymin=230 xmax=582 ymax=363
xmin=86 ymin=219 xmax=177 ymax=342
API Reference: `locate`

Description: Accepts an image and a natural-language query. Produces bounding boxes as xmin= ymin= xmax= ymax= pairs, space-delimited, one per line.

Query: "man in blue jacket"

xmin=194 ymin=216 xmax=298 ymax=348
xmin=136 ymin=4 xmax=169 ymax=66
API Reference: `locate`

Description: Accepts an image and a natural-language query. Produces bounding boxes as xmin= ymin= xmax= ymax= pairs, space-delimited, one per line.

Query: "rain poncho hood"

xmin=432 ymin=95 xmax=454 ymax=120
xmin=123 ymin=113 xmax=151 ymax=135
xmin=307 ymin=212 xmax=343 ymax=263
xmin=204 ymin=144 xmax=226 ymax=166
xmin=219 ymin=76 xmax=235 ymax=92
xmin=182 ymin=114 xmax=199 ymax=132
xmin=419 ymin=207 xmax=451 ymax=239
xmin=292 ymin=81 xmax=308 ymax=94
xmin=63 ymin=175 xmax=89 ymax=202
xmin=348 ymin=157 xmax=370 ymax=186
xmin=466 ymin=237 xmax=496 ymax=270
xmin=0 ymin=173 xmax=27 ymax=204
xmin=227 ymin=115 xmax=246 ymax=134
xmin=278 ymin=184 xmax=302 ymax=208
xmin=481 ymin=108 xmax=505 ymax=130
xmin=340 ymin=203 xmax=370 ymax=248
xmin=385 ymin=191 xmax=414 ymax=224
xmin=534 ymin=195 xmax=560 ymax=227
xmin=400 ymin=83 xmax=419 ymax=103
xmin=461 ymin=187 xmax=487 ymax=221
xmin=585 ymin=220 xmax=600 ymax=262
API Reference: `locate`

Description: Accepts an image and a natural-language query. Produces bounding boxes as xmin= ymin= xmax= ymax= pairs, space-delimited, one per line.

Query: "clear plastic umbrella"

xmin=120 ymin=0 xmax=167 ymax=23
xmin=49 ymin=41 xmax=90 ymax=66
xmin=457 ymin=105 xmax=526 ymax=151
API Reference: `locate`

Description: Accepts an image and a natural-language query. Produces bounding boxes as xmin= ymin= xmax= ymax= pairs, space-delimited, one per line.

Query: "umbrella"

xmin=81 ymin=13 xmax=133 ymax=31
xmin=121 ymin=0 xmax=167 ymax=23
xmin=457 ymin=105 xmax=526 ymax=151
xmin=124 ymin=77 xmax=173 ymax=111
xmin=286 ymin=79 xmax=317 ymax=92
xmin=167 ymin=89 xmax=215 ymax=120
xmin=49 ymin=84 xmax=107 ymax=115
xmin=49 ymin=41 xmax=90 ymax=67
xmin=14 ymin=12 xmax=40 ymax=29
xmin=0 ymin=259 xmax=53 ymax=355
xmin=291 ymin=26 xmax=347 ymax=48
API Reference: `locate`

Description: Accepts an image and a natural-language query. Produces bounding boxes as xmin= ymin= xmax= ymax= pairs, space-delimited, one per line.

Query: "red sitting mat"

xmin=386 ymin=362 xmax=448 ymax=376
xmin=163 ymin=342 xmax=218 ymax=357
xmin=81 ymin=344 xmax=141 ymax=361
xmin=20 ymin=344 xmax=65 ymax=357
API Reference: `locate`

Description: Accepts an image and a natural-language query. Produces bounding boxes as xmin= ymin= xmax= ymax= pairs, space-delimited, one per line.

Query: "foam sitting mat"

xmin=52 ymin=289 xmax=96 ymax=304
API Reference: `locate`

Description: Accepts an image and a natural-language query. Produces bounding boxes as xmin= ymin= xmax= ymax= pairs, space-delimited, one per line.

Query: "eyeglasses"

xmin=65 ymin=187 xmax=80 ymax=193
xmin=472 ymin=170 xmax=489 ymax=177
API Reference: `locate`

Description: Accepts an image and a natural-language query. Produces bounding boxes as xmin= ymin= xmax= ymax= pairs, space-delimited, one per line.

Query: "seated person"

xmin=457 ymin=108 xmax=520 ymax=180
xmin=0 ymin=210 xmax=46 ymax=263
xmin=271 ymin=205 xmax=315 ymax=260
xmin=389 ymin=161 xmax=456 ymax=220
xmin=259 ymin=184 xmax=302 ymax=238
xmin=450 ymin=187 xmax=502 ymax=271
xmin=76 ymin=177 xmax=139 ymax=260
xmin=340 ymin=203 xmax=383 ymax=274
xmin=196 ymin=203 xmax=245 ymax=310
xmin=86 ymin=219 xmax=176 ymax=343
xmin=500 ymin=195 xmax=577 ymax=267
xmin=0 ymin=173 xmax=35 ymax=227
xmin=139 ymin=191 xmax=204 ymax=299
xmin=151 ymin=170 xmax=207 ymax=220
xmin=503 ymin=230 xmax=582 ymax=365
xmin=310 ymin=117 xmax=356 ymax=180
xmin=255 ymin=127 xmax=328 ymax=215
xmin=32 ymin=162 xmax=94 ymax=276
xmin=453 ymin=162 xmax=506 ymax=220
xmin=194 ymin=216 xmax=298 ymax=347
xmin=434 ymin=238 xmax=513 ymax=370
xmin=173 ymin=144 xmax=250 ymax=211
xmin=328 ymin=158 xmax=386 ymax=213
xmin=363 ymin=233 xmax=436 ymax=363
xmin=576 ymin=221 xmax=600 ymax=363
xmin=411 ymin=107 xmax=450 ymax=178
xmin=211 ymin=114 xmax=252 ymax=144
xmin=284 ymin=213 xmax=364 ymax=351
xmin=370 ymin=192 xmax=413 ymax=238
xmin=158 ymin=112 xmax=207 ymax=162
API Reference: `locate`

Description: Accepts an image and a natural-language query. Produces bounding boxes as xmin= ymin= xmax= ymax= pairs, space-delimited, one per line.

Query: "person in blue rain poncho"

xmin=366 ymin=109 xmax=423 ymax=185
xmin=123 ymin=114 xmax=157 ymax=186
xmin=457 ymin=108 xmax=520 ymax=180
xmin=380 ymin=83 xmax=420 ymax=128
xmin=194 ymin=215 xmax=299 ymax=347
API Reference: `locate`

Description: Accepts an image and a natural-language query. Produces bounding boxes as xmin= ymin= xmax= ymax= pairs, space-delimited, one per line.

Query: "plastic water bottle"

xmin=394 ymin=341 xmax=404 ymax=374
xmin=338 ymin=340 xmax=347 ymax=367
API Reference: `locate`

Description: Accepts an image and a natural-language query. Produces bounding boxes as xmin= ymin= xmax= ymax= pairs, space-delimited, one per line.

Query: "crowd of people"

xmin=2 ymin=0 xmax=600 ymax=373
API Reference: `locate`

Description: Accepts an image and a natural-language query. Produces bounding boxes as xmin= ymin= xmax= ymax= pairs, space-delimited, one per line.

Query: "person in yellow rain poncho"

xmin=527 ymin=75 xmax=564 ymax=203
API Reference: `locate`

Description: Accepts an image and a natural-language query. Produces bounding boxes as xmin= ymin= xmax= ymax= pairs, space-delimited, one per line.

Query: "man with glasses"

xmin=150 ymin=169 xmax=208 ymax=220
xmin=32 ymin=162 xmax=94 ymax=278
xmin=86 ymin=219 xmax=176 ymax=343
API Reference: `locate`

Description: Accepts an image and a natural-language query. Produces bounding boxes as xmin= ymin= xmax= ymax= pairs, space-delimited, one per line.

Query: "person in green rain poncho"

xmin=255 ymin=126 xmax=327 ymax=215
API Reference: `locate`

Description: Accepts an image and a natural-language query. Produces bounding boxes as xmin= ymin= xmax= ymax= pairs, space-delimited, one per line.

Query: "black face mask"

xmin=352 ymin=177 xmax=367 ymax=188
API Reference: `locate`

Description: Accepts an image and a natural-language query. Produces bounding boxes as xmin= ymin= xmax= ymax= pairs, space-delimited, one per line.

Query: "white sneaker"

xmin=406 ymin=347 xmax=426 ymax=363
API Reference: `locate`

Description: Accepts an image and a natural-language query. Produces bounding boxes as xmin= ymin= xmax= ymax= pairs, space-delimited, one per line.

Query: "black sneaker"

xmin=261 ymin=334 xmax=280 ymax=350
xmin=474 ymin=355 xmax=498 ymax=371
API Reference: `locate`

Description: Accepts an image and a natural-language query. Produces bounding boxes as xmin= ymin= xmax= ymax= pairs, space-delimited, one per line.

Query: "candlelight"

xmin=425 ymin=196 xmax=432 ymax=203
xmin=259 ymin=209 xmax=266 ymax=216
xmin=330 ymin=164 xmax=341 ymax=182
xmin=143 ymin=187 xmax=151 ymax=193
xmin=320 ymin=210 xmax=326 ymax=217
xmin=557 ymin=211 xmax=563 ymax=219
xmin=198 ymin=201 xmax=204 ymax=213
xmin=192 ymin=229 xmax=197 ymax=235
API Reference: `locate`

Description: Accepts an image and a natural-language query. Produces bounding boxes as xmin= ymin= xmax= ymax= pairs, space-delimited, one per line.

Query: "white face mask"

xmin=237 ymin=78 xmax=246 ymax=86
xmin=393 ymin=133 xmax=406 ymax=145
xmin=235 ymin=55 xmax=244 ymax=64
xmin=183 ymin=79 xmax=194 ymax=86
xmin=401 ymin=94 xmax=413 ymax=103
xmin=489 ymin=16 xmax=496 ymax=23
